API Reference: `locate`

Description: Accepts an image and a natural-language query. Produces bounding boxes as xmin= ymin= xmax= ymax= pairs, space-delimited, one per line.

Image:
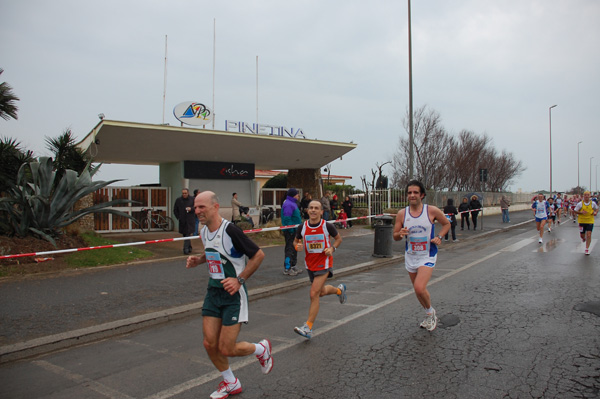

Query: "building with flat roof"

xmin=77 ymin=119 xmax=357 ymax=230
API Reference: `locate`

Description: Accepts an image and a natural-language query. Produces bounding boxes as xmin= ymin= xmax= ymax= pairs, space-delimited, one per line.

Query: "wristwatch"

xmin=437 ymin=235 xmax=443 ymax=240
xmin=237 ymin=276 xmax=245 ymax=285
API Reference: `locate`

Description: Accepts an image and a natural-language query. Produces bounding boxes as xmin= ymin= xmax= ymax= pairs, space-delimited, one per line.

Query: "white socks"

xmin=253 ymin=342 xmax=265 ymax=356
xmin=221 ymin=368 xmax=235 ymax=383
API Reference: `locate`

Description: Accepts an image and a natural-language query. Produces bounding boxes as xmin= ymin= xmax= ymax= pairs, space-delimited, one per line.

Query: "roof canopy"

xmin=78 ymin=120 xmax=357 ymax=170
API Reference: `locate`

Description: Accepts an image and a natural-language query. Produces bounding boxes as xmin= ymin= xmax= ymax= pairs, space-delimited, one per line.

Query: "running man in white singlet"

xmin=393 ymin=180 xmax=450 ymax=332
xmin=532 ymin=193 xmax=549 ymax=243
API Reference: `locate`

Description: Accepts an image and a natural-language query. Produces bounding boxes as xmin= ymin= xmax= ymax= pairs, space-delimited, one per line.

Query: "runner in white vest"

xmin=532 ymin=193 xmax=549 ymax=244
xmin=186 ymin=191 xmax=273 ymax=399
xmin=393 ymin=180 xmax=450 ymax=332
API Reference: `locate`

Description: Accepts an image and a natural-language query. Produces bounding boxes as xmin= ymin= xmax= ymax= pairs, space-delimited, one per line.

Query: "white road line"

xmin=500 ymin=238 xmax=535 ymax=252
xmin=144 ymin=250 xmax=502 ymax=399
xmin=33 ymin=360 xmax=135 ymax=399
xmin=572 ymin=239 xmax=597 ymax=253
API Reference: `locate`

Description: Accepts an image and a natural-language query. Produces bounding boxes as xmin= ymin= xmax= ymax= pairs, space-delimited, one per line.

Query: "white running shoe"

xmin=538 ymin=238 xmax=543 ymax=244
xmin=419 ymin=309 xmax=438 ymax=331
xmin=256 ymin=339 xmax=273 ymax=374
xmin=337 ymin=283 xmax=347 ymax=304
xmin=585 ymin=249 xmax=590 ymax=255
xmin=294 ymin=323 xmax=312 ymax=339
xmin=210 ymin=379 xmax=242 ymax=399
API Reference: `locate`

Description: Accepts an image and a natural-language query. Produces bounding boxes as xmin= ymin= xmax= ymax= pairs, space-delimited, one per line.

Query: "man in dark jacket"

xmin=458 ymin=197 xmax=470 ymax=230
xmin=469 ymin=195 xmax=482 ymax=230
xmin=443 ymin=198 xmax=458 ymax=242
xmin=173 ymin=188 xmax=196 ymax=254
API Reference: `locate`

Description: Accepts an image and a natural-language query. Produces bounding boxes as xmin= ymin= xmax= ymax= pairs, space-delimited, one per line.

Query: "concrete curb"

xmin=0 ymin=218 xmax=534 ymax=364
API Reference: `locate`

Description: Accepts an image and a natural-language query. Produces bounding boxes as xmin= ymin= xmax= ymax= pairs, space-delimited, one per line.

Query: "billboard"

xmin=173 ymin=102 xmax=213 ymax=126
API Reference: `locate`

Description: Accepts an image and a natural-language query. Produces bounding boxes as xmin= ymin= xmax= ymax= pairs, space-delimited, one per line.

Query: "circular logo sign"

xmin=173 ymin=102 xmax=213 ymax=126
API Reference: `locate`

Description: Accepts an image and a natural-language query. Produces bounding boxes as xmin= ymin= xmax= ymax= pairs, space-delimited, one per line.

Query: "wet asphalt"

xmin=0 ymin=209 xmax=535 ymax=363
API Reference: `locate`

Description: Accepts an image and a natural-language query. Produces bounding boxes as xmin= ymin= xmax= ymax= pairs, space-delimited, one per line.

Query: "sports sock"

xmin=425 ymin=306 xmax=434 ymax=314
xmin=253 ymin=343 xmax=265 ymax=356
xmin=306 ymin=321 xmax=313 ymax=329
xmin=221 ymin=368 xmax=236 ymax=383
xmin=336 ymin=287 xmax=342 ymax=296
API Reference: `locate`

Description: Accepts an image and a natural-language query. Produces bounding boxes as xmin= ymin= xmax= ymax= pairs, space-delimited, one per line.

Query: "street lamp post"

xmin=407 ymin=0 xmax=414 ymax=180
xmin=577 ymin=141 xmax=583 ymax=192
xmin=590 ymin=157 xmax=595 ymax=192
xmin=549 ymin=105 xmax=557 ymax=195
xmin=596 ymin=165 xmax=598 ymax=192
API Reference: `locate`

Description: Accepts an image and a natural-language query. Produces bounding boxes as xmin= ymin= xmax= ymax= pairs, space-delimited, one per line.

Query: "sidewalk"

xmin=0 ymin=209 xmax=534 ymax=363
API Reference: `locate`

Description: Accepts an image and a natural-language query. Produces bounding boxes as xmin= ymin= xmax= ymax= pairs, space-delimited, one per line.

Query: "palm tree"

xmin=0 ymin=69 xmax=19 ymax=121
xmin=45 ymin=128 xmax=89 ymax=178
xmin=0 ymin=137 xmax=35 ymax=193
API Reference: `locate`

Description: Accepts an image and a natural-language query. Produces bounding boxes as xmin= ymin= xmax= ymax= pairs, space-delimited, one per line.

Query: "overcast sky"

xmin=2 ymin=0 xmax=599 ymax=193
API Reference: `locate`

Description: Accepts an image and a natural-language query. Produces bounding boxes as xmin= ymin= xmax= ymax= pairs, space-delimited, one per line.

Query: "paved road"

xmin=1 ymin=212 xmax=599 ymax=398
xmin=0 ymin=210 xmax=534 ymax=362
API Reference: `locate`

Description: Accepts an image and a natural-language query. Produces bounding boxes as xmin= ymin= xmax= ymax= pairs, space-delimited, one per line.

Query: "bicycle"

xmin=260 ymin=206 xmax=276 ymax=225
xmin=139 ymin=208 xmax=174 ymax=232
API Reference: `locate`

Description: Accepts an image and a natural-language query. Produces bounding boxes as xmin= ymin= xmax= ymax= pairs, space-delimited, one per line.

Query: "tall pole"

xmin=549 ymin=105 xmax=557 ymax=195
xmin=577 ymin=141 xmax=582 ymax=191
xmin=595 ymin=164 xmax=599 ymax=193
xmin=256 ymin=55 xmax=259 ymax=133
xmin=212 ymin=19 xmax=216 ymax=130
xmin=590 ymin=157 xmax=595 ymax=191
xmin=162 ymin=35 xmax=168 ymax=124
xmin=407 ymin=0 xmax=414 ymax=180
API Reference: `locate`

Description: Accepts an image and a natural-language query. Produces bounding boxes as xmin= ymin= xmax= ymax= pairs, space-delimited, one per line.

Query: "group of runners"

xmin=185 ymin=184 xmax=597 ymax=398
xmin=531 ymin=191 xmax=598 ymax=254
xmin=185 ymin=182 xmax=450 ymax=398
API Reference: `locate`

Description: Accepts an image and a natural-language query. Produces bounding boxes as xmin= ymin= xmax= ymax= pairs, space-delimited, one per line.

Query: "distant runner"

xmin=573 ymin=191 xmax=598 ymax=255
xmin=532 ymin=193 xmax=549 ymax=244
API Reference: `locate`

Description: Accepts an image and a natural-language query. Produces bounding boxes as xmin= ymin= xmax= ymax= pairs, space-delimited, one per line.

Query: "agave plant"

xmin=0 ymin=157 xmax=135 ymax=246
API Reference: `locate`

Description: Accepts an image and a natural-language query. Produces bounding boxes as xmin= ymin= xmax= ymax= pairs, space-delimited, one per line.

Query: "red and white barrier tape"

xmin=1 ymin=209 xmax=489 ymax=260
xmin=0 ymin=214 xmax=388 ymax=260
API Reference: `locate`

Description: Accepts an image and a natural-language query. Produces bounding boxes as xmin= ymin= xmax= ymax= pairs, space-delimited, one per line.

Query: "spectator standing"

xmin=469 ymin=195 xmax=482 ymax=230
xmin=330 ymin=194 xmax=339 ymax=218
xmin=458 ymin=197 xmax=470 ymax=230
xmin=443 ymin=198 xmax=458 ymax=242
xmin=500 ymin=195 xmax=511 ymax=223
xmin=320 ymin=191 xmax=332 ymax=221
xmin=173 ymin=188 xmax=196 ymax=255
xmin=342 ymin=196 xmax=353 ymax=228
xmin=231 ymin=193 xmax=243 ymax=222
xmin=281 ymin=188 xmax=303 ymax=276
xmin=193 ymin=189 xmax=201 ymax=236
xmin=300 ymin=192 xmax=312 ymax=220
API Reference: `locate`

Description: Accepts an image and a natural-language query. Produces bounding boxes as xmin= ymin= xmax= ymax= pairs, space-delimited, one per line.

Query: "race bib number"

xmin=408 ymin=236 xmax=428 ymax=254
xmin=305 ymin=234 xmax=325 ymax=254
xmin=206 ymin=252 xmax=225 ymax=280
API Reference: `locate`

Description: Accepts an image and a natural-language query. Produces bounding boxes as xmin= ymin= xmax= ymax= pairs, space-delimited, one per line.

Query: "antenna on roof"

xmin=162 ymin=35 xmax=168 ymax=124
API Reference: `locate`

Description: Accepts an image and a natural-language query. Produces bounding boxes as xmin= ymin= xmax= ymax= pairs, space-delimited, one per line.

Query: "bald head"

xmin=194 ymin=191 xmax=221 ymax=230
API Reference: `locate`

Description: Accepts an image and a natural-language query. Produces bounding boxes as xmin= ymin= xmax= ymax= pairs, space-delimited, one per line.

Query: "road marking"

xmin=572 ymin=239 xmax=597 ymax=253
xmin=500 ymin=238 xmax=535 ymax=252
xmin=33 ymin=360 xmax=135 ymax=399
xmin=143 ymin=250 xmax=502 ymax=399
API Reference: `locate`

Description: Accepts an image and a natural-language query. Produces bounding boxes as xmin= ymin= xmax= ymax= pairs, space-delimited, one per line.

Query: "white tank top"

xmin=403 ymin=204 xmax=438 ymax=260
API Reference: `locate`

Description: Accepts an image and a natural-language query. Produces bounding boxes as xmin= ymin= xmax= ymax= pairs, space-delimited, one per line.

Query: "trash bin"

xmin=372 ymin=215 xmax=393 ymax=258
